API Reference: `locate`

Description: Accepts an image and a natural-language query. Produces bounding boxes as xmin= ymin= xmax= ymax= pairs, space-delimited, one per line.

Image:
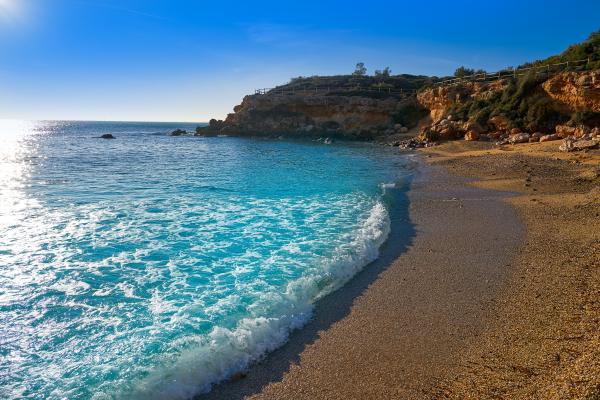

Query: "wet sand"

xmin=200 ymin=150 xmax=524 ymax=399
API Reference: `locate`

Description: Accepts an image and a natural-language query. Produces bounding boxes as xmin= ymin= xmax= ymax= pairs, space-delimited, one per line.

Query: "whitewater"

xmin=0 ymin=120 xmax=410 ymax=399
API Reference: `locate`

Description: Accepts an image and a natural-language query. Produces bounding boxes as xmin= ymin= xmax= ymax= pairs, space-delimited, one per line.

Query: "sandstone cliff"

xmin=542 ymin=70 xmax=600 ymax=112
xmin=417 ymin=80 xmax=507 ymax=123
xmin=197 ymin=93 xmax=426 ymax=140
xmin=414 ymin=70 xmax=600 ymax=144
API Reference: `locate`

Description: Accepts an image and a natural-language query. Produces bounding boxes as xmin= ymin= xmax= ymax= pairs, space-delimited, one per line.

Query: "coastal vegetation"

xmin=198 ymin=29 xmax=599 ymax=149
xmin=524 ymin=29 xmax=600 ymax=70
xmin=283 ymin=62 xmax=437 ymax=99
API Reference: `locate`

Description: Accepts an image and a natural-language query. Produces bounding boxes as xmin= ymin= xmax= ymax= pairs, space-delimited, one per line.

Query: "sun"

xmin=0 ymin=0 xmax=20 ymax=23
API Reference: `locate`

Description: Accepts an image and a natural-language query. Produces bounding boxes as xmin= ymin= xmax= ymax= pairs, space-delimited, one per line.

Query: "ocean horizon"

xmin=0 ymin=120 xmax=412 ymax=399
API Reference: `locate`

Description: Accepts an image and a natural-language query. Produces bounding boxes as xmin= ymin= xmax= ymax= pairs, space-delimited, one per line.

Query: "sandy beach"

xmin=199 ymin=141 xmax=599 ymax=400
xmin=425 ymin=141 xmax=600 ymax=399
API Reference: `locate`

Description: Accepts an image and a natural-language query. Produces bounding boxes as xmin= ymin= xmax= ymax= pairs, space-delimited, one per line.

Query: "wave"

xmin=126 ymin=200 xmax=391 ymax=400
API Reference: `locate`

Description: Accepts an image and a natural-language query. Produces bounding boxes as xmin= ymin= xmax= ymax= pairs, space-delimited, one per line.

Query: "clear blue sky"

xmin=0 ymin=0 xmax=598 ymax=122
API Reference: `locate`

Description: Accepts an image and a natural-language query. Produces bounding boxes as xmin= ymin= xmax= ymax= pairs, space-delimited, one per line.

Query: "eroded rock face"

xmin=417 ymin=80 xmax=507 ymax=123
xmin=543 ymin=71 xmax=600 ymax=112
xmin=196 ymin=94 xmax=422 ymax=140
xmin=555 ymin=124 xmax=590 ymax=138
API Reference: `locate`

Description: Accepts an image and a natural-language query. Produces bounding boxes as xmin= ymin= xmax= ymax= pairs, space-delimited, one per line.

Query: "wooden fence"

xmin=434 ymin=58 xmax=591 ymax=87
xmin=253 ymin=58 xmax=592 ymax=96
xmin=254 ymin=86 xmax=417 ymax=96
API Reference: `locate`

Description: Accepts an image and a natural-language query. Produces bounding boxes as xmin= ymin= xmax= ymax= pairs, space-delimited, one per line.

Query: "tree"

xmin=374 ymin=67 xmax=391 ymax=78
xmin=454 ymin=66 xmax=475 ymax=78
xmin=353 ymin=62 xmax=367 ymax=76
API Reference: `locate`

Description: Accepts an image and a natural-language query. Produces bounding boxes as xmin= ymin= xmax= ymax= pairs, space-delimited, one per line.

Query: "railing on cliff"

xmin=433 ymin=58 xmax=591 ymax=87
xmin=253 ymin=86 xmax=417 ymax=96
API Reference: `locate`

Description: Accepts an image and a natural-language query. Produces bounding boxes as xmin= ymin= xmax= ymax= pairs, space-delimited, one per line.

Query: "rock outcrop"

xmin=170 ymin=129 xmax=187 ymax=136
xmin=412 ymin=70 xmax=600 ymax=152
xmin=417 ymin=80 xmax=507 ymax=123
xmin=196 ymin=94 xmax=425 ymax=140
xmin=542 ymin=70 xmax=600 ymax=112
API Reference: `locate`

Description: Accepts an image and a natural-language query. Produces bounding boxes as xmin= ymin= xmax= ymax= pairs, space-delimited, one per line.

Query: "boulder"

xmin=529 ymin=132 xmax=543 ymax=142
xmin=573 ymin=139 xmax=600 ymax=151
xmin=489 ymin=115 xmax=510 ymax=131
xmin=399 ymin=126 xmax=408 ymax=133
xmin=559 ymin=138 xmax=576 ymax=152
xmin=508 ymin=132 xmax=530 ymax=144
xmin=540 ymin=133 xmax=561 ymax=142
xmin=557 ymin=138 xmax=598 ymax=152
xmin=509 ymin=127 xmax=521 ymax=136
xmin=555 ymin=124 xmax=589 ymax=138
xmin=99 ymin=134 xmax=116 ymax=139
xmin=464 ymin=130 xmax=480 ymax=141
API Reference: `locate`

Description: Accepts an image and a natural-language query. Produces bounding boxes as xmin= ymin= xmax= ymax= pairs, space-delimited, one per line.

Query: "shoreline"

xmin=199 ymin=151 xmax=524 ymax=399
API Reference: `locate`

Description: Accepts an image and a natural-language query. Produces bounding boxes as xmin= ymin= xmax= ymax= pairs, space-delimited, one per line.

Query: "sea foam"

xmin=0 ymin=121 xmax=407 ymax=400
xmin=128 ymin=201 xmax=391 ymax=400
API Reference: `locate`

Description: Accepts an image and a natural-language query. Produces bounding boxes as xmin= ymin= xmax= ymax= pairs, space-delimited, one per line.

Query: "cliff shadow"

xmin=197 ymin=177 xmax=417 ymax=400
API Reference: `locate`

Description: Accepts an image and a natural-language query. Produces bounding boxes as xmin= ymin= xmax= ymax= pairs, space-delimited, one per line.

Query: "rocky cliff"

xmin=413 ymin=70 xmax=600 ymax=146
xmin=542 ymin=70 xmax=600 ymax=112
xmin=196 ymin=93 xmax=426 ymax=140
xmin=417 ymin=80 xmax=507 ymax=123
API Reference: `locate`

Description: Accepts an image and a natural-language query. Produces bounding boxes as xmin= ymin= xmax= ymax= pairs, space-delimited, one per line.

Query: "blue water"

xmin=0 ymin=120 xmax=411 ymax=399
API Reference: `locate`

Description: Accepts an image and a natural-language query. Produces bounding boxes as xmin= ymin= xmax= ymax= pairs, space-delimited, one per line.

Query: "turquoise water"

xmin=0 ymin=120 xmax=411 ymax=399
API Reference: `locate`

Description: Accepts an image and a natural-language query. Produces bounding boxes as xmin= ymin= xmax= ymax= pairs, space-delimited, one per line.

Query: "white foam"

xmin=128 ymin=201 xmax=391 ymax=400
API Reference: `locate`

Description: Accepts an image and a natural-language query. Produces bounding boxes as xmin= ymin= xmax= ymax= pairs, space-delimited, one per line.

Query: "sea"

xmin=0 ymin=120 xmax=412 ymax=399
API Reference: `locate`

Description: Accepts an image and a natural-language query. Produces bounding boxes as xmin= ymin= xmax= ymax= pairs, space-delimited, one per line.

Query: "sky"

xmin=0 ymin=0 xmax=599 ymax=122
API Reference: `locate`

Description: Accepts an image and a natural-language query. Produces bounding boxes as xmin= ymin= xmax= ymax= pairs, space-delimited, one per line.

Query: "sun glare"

xmin=0 ymin=0 xmax=22 ymax=24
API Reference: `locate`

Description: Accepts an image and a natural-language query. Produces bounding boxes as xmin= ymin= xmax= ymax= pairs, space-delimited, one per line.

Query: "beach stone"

xmin=573 ymin=139 xmax=600 ymax=150
xmin=540 ymin=133 xmax=561 ymax=142
xmin=510 ymin=127 xmax=521 ymax=135
xmin=559 ymin=138 xmax=576 ymax=152
xmin=464 ymin=130 xmax=479 ymax=141
xmin=508 ymin=133 xmax=530 ymax=144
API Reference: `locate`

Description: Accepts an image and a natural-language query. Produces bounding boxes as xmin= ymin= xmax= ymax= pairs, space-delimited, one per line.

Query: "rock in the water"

xmin=99 ymin=134 xmax=116 ymax=139
xmin=170 ymin=129 xmax=187 ymax=136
